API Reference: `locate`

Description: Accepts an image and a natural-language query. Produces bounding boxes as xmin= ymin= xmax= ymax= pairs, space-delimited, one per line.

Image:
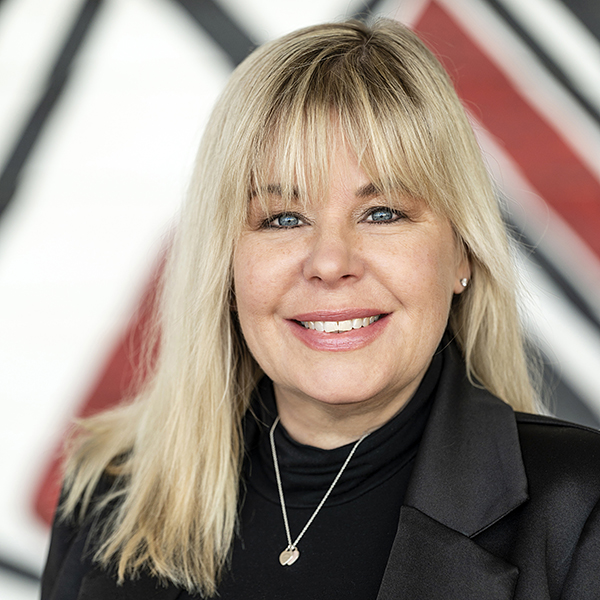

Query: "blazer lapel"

xmin=377 ymin=506 xmax=519 ymax=599
xmin=377 ymin=343 xmax=528 ymax=600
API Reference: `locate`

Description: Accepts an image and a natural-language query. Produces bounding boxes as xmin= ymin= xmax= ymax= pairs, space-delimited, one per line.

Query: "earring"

xmin=460 ymin=278 xmax=468 ymax=288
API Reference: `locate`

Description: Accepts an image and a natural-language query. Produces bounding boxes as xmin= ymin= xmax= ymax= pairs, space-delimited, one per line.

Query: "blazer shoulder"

xmin=515 ymin=412 xmax=600 ymax=455
xmin=514 ymin=412 xmax=600 ymax=496
xmin=515 ymin=411 xmax=600 ymax=436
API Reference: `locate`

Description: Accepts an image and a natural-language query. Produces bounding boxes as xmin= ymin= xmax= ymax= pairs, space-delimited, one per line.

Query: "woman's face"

xmin=233 ymin=147 xmax=470 ymax=418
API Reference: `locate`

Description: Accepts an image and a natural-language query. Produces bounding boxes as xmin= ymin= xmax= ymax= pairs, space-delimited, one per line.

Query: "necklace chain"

xmin=269 ymin=416 xmax=370 ymax=565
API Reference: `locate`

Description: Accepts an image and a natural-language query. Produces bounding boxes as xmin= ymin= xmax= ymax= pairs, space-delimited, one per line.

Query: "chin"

xmin=296 ymin=380 xmax=389 ymax=407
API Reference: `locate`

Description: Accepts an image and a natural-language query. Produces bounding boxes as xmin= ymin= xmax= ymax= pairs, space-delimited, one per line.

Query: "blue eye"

xmin=262 ymin=212 xmax=304 ymax=229
xmin=366 ymin=207 xmax=401 ymax=223
xmin=276 ymin=214 xmax=300 ymax=227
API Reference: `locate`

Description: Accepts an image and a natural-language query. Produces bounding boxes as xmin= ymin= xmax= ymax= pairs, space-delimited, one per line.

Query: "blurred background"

xmin=1 ymin=0 xmax=600 ymax=597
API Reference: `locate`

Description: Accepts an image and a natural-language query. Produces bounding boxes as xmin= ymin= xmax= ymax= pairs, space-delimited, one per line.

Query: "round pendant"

xmin=279 ymin=546 xmax=300 ymax=566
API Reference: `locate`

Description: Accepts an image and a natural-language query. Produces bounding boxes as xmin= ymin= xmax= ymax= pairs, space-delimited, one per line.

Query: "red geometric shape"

xmin=414 ymin=1 xmax=600 ymax=259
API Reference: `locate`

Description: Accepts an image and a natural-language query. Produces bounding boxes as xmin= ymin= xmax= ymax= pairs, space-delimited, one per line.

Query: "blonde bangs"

xmin=243 ymin=21 xmax=484 ymax=226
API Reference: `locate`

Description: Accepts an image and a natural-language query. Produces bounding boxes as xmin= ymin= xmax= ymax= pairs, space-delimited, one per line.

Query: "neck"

xmin=273 ymin=379 xmax=424 ymax=450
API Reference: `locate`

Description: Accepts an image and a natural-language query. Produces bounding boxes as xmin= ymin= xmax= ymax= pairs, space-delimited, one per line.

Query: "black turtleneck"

xmin=183 ymin=350 xmax=442 ymax=600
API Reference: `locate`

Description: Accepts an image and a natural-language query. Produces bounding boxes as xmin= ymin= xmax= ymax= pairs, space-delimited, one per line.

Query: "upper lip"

xmin=290 ymin=309 xmax=386 ymax=321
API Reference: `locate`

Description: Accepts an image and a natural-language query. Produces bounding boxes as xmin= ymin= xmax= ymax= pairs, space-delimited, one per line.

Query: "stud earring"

xmin=460 ymin=278 xmax=468 ymax=288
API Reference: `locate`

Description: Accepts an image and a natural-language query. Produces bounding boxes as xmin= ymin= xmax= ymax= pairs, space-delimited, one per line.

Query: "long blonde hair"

xmin=62 ymin=19 xmax=539 ymax=597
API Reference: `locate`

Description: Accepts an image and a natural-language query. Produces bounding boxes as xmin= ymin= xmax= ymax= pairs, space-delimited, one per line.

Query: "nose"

xmin=302 ymin=225 xmax=364 ymax=285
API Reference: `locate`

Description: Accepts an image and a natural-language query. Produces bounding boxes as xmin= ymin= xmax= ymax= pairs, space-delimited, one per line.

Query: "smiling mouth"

xmin=298 ymin=315 xmax=383 ymax=333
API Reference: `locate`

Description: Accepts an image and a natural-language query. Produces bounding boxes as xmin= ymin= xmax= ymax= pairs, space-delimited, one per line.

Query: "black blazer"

xmin=42 ymin=346 xmax=600 ymax=599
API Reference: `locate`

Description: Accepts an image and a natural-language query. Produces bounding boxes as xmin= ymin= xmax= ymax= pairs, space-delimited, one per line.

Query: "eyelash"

xmin=260 ymin=212 xmax=305 ymax=229
xmin=259 ymin=206 xmax=406 ymax=229
xmin=364 ymin=206 xmax=405 ymax=223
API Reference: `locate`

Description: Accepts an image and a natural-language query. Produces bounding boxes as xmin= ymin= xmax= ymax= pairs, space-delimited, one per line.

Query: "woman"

xmin=42 ymin=19 xmax=600 ymax=600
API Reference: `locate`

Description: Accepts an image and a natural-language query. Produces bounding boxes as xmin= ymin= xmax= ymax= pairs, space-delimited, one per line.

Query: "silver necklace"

xmin=269 ymin=415 xmax=370 ymax=566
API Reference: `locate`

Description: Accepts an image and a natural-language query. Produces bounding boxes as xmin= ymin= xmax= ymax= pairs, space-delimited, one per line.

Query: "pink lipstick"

xmin=286 ymin=310 xmax=389 ymax=351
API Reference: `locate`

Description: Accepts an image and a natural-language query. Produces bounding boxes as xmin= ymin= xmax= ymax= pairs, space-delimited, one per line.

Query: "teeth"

xmin=300 ymin=315 xmax=381 ymax=333
xmin=324 ymin=321 xmax=337 ymax=333
xmin=338 ymin=320 xmax=353 ymax=332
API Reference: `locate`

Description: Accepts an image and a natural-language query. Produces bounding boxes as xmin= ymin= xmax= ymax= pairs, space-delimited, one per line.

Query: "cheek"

xmin=233 ymin=236 xmax=297 ymax=319
xmin=233 ymin=242 xmax=264 ymax=320
xmin=232 ymin=250 xmax=268 ymax=360
xmin=426 ymin=251 xmax=461 ymax=308
xmin=378 ymin=237 xmax=459 ymax=312
xmin=420 ymin=227 xmax=464 ymax=295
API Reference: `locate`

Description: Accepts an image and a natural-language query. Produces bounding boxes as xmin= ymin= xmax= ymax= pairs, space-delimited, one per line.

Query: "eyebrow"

xmin=265 ymin=183 xmax=381 ymax=198
xmin=355 ymin=182 xmax=381 ymax=199
xmin=255 ymin=182 xmax=381 ymax=198
xmin=255 ymin=184 xmax=299 ymax=198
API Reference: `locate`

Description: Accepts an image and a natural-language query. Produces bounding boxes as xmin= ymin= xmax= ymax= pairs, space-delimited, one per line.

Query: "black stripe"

xmin=0 ymin=556 xmax=40 ymax=583
xmin=352 ymin=0 xmax=391 ymax=20
xmin=558 ymin=0 xmax=600 ymax=42
xmin=502 ymin=205 xmax=600 ymax=335
xmin=0 ymin=0 xmax=104 ymax=219
xmin=171 ymin=0 xmax=391 ymax=70
xmin=504 ymin=210 xmax=600 ymax=426
xmin=460 ymin=3 xmax=600 ymax=419
xmin=541 ymin=355 xmax=600 ymax=428
xmin=469 ymin=2 xmax=600 ymax=330
xmin=171 ymin=0 xmax=256 ymax=66
xmin=481 ymin=0 xmax=600 ymax=124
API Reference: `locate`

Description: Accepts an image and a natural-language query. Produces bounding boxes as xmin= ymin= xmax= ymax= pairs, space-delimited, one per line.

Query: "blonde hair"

xmin=62 ymin=19 xmax=539 ymax=597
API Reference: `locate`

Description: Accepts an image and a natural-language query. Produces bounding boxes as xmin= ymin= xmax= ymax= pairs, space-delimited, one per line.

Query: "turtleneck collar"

xmin=243 ymin=347 xmax=443 ymax=508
